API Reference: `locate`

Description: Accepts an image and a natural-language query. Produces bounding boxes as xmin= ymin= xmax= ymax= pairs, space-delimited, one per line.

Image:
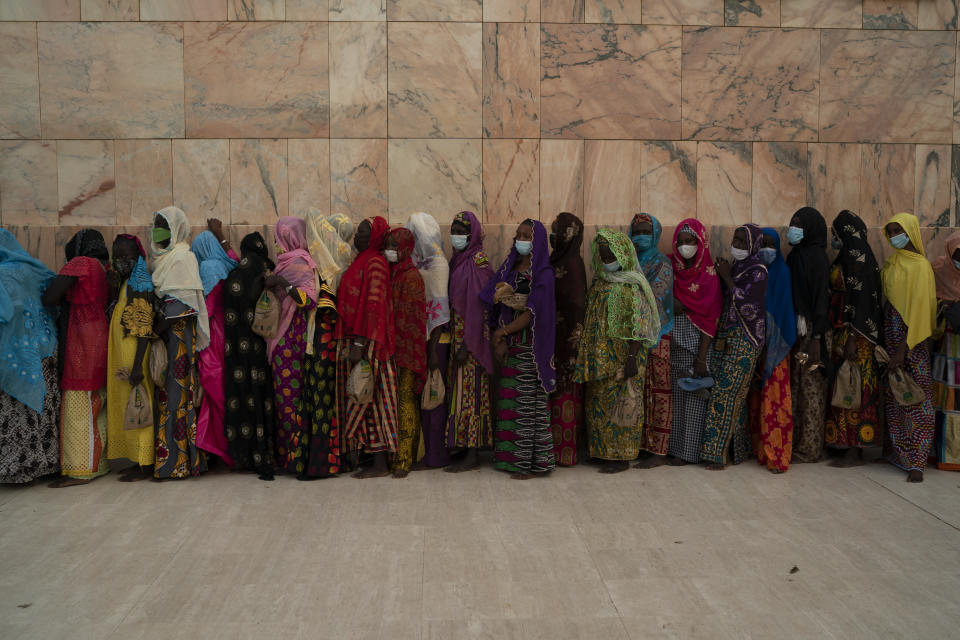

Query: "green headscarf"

xmin=592 ymin=229 xmax=660 ymax=346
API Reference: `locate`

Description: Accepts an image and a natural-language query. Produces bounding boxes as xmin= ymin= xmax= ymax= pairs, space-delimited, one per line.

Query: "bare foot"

xmin=354 ymin=467 xmax=390 ymax=479
xmin=599 ymin=461 xmax=629 ymax=474
xmin=705 ymin=463 xmax=726 ymax=471
xmin=829 ymin=449 xmax=865 ymax=468
xmin=769 ymin=468 xmax=785 ymax=474
xmin=48 ymin=477 xmax=93 ymax=488
xmin=510 ymin=472 xmax=533 ymax=480
xmin=634 ymin=456 xmax=666 ymax=470
xmin=665 ymin=457 xmax=688 ymax=466
xmin=444 ymin=449 xmax=479 ymax=473
xmin=118 ymin=467 xmax=151 ymax=482
xmin=392 ymin=469 xmax=409 ymax=479
xmin=907 ymin=470 xmax=924 ymax=483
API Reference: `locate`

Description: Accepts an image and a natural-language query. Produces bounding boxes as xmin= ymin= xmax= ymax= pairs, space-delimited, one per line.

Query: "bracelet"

xmin=353 ymin=340 xmax=365 ymax=348
xmin=220 ymin=238 xmax=228 ymax=245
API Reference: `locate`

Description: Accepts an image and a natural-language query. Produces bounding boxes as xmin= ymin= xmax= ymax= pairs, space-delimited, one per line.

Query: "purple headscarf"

xmin=726 ymin=223 xmax=768 ymax=348
xmin=449 ymin=211 xmax=495 ymax=374
xmin=481 ymin=219 xmax=556 ymax=394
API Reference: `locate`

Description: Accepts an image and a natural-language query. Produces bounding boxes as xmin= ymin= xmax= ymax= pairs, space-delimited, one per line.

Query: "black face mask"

xmin=549 ymin=233 xmax=557 ymax=250
xmin=113 ymin=258 xmax=136 ymax=279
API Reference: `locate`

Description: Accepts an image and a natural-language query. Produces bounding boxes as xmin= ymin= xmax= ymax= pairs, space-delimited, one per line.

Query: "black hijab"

xmin=831 ymin=210 xmax=883 ymax=344
xmin=66 ymin=228 xmax=109 ymax=262
xmin=549 ymin=213 xmax=586 ymax=381
xmin=786 ymin=207 xmax=830 ymax=336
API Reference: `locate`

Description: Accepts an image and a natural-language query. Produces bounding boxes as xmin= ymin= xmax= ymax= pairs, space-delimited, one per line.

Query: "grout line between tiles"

xmin=860 ymin=470 xmax=960 ymax=534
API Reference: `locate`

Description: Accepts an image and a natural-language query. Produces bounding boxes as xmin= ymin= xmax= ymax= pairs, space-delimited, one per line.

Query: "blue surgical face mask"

xmin=450 ymin=234 xmax=468 ymax=251
xmin=787 ymin=226 xmax=804 ymax=246
xmin=602 ymin=260 xmax=621 ymax=272
xmin=889 ymin=233 xmax=909 ymax=250
xmin=515 ymin=240 xmax=533 ymax=256
xmin=831 ymin=236 xmax=843 ymax=250
xmin=758 ymin=247 xmax=777 ymax=265
xmin=953 ymin=259 xmax=960 ymax=271
xmin=631 ymin=234 xmax=653 ymax=252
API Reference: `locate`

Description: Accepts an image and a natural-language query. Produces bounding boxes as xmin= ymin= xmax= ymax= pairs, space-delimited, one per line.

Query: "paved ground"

xmin=1 ymin=456 xmax=958 ymax=639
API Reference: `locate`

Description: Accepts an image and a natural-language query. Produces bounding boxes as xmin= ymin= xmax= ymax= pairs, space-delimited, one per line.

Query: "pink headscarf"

xmin=670 ymin=218 xmax=723 ymax=337
xmin=268 ymin=216 xmax=318 ymax=357
xmin=933 ymin=230 xmax=960 ymax=302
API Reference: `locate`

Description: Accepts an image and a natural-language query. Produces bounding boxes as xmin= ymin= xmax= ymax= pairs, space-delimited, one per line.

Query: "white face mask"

xmin=450 ymin=234 xmax=468 ymax=251
xmin=384 ymin=249 xmax=398 ymax=263
xmin=730 ymin=247 xmax=749 ymax=262
xmin=677 ymin=244 xmax=697 ymax=260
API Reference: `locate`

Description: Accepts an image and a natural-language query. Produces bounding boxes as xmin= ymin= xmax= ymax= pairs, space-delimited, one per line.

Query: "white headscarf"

xmin=150 ymin=206 xmax=210 ymax=350
xmin=306 ymin=207 xmax=349 ymax=293
xmin=406 ymin=212 xmax=450 ymax=337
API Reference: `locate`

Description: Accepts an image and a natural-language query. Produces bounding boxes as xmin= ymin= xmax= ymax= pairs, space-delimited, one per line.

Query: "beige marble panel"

xmin=330 ymin=138 xmax=388 ymax=221
xmin=485 ymin=0 xmax=539 ymax=21
xmin=0 ymin=1 xmax=79 ymax=20
xmin=172 ymin=139 xmax=230 ymax=226
xmin=821 ymin=30 xmax=955 ymax=144
xmin=38 ymin=22 xmax=184 ymax=139
xmin=781 ymin=0 xmax=861 ymax=27
xmin=860 ymin=144 xmax=916 ymax=226
xmin=81 ymin=0 xmax=138 ymax=19
xmin=914 ymin=145 xmax=952 ymax=226
xmin=863 ymin=1 xmax=919 ymax=29
xmin=6 ymin=225 xmax=57 ymax=269
xmin=541 ymin=0 xmax=584 ymax=22
xmin=540 ymin=24 xmax=681 ymax=140
xmin=585 ymin=0 xmax=642 ymax=23
xmin=230 ymin=139 xmax=288 ymax=225
xmin=583 ymin=141 xmax=643 ymax=226
xmin=388 ymin=22 xmax=481 ymax=139
xmin=57 ymin=140 xmax=116 ymax=226
xmin=228 ymin=0 xmax=285 ymax=19
xmin=286 ymin=0 xmax=328 ymax=18
xmin=387 ymin=0 xmax=481 ymax=20
xmin=724 ymin=0 xmax=779 ymax=26
xmin=918 ymin=1 xmax=958 ymax=29
xmin=330 ymin=22 xmax=386 ymax=138
xmin=185 ymin=22 xmax=328 ymax=139
xmin=139 ymin=0 xmax=227 ymax=19
xmin=752 ymin=142 xmax=807 ymax=227
xmin=0 ymin=23 xmax=40 ymax=139
xmin=389 ymin=139 xmax=481 ymax=225
xmin=0 ymin=141 xmax=58 ymax=225
xmin=696 ymin=142 xmax=752 ymax=226
xmin=329 ymin=0 xmax=386 ymax=20
xmin=640 ymin=141 xmax=697 ymax=226
xmin=483 ymin=23 xmax=539 ymax=139
xmin=115 ymin=140 xmax=173 ymax=226
xmin=642 ymin=0 xmax=722 ymax=25
xmin=288 ymin=139 xmax=331 ymax=219
xmin=483 ymin=139 xmax=540 ymax=224
xmin=806 ymin=143 xmax=861 ymax=219
xmin=539 ymin=139 xmax=584 ymax=220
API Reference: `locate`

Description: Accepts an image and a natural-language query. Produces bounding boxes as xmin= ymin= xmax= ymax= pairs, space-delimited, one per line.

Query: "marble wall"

xmin=2 ymin=0 xmax=960 ymax=270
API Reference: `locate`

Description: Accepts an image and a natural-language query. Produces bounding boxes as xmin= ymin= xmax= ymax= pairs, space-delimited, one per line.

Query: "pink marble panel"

xmin=286 ymin=0 xmax=328 ymax=19
xmin=80 ymin=0 xmax=138 ymax=19
xmin=541 ymin=24 xmax=681 ymax=140
xmin=0 ymin=141 xmax=58 ymax=225
xmin=682 ymin=27 xmax=819 ymax=142
xmin=781 ymin=0 xmax=861 ymax=27
xmin=139 ymin=0 xmax=227 ymax=19
xmin=483 ymin=139 xmax=540 ymax=224
xmin=387 ymin=0 xmax=481 ymax=20
xmin=330 ymin=139 xmax=388 ymax=221
xmin=0 ymin=23 xmax=40 ymax=139
xmin=483 ymin=23 xmax=540 ymax=139
xmin=388 ymin=139 xmax=481 ymax=225
xmin=953 ymin=145 xmax=960 ymax=226
xmin=0 ymin=1 xmax=79 ymax=20
xmin=38 ymin=22 xmax=184 ymax=139
xmin=330 ymin=21 xmax=387 ymax=139
xmin=860 ymin=144 xmax=916 ymax=226
xmin=642 ymin=0 xmax=723 ymax=25
xmin=724 ymin=0 xmax=779 ymax=26
xmin=541 ymin=0 xmax=584 ymax=22
xmin=752 ymin=142 xmax=807 ymax=227
xmin=955 ymin=37 xmax=960 ymax=145
xmin=640 ymin=141 xmax=697 ymax=226
xmin=863 ymin=1 xmax=919 ymax=29
xmin=820 ymin=30 xmax=955 ymax=143
xmin=172 ymin=139 xmax=230 ymax=226
xmin=230 ymin=139 xmax=288 ymax=225
xmin=585 ymin=0 xmax=642 ymax=23
xmin=539 ymin=139 xmax=584 ymax=220
xmin=914 ymin=145 xmax=952 ymax=226
xmin=918 ymin=1 xmax=958 ymax=29
xmin=696 ymin=142 xmax=752 ymax=226
xmin=115 ymin=140 xmax=173 ymax=226
xmin=57 ymin=140 xmax=116 ymax=226
xmin=485 ymin=0 xmax=539 ymax=21
xmin=806 ymin=143 xmax=861 ymax=219
xmin=329 ymin=0 xmax=386 ymax=20
xmin=583 ymin=140 xmax=643 ymax=226
xmin=288 ymin=139 xmax=331 ymax=219
xmin=228 ymin=0 xmax=285 ymax=19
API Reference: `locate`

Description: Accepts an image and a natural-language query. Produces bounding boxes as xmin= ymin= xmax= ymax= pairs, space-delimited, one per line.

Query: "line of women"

xmin=0 ymin=207 xmax=956 ymax=486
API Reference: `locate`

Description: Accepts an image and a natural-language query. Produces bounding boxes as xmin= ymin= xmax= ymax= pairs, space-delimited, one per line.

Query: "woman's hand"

xmin=493 ymin=340 xmax=508 ymax=365
xmin=715 ymin=257 xmax=733 ymax=283
xmin=454 ymin=344 xmax=469 ymax=368
xmin=693 ymin=356 xmax=709 ymax=378
xmin=264 ymin=274 xmax=285 ymax=290
xmin=623 ymin=354 xmax=639 ymax=380
xmin=128 ymin=367 xmax=144 ymax=387
xmin=349 ymin=343 xmax=364 ymax=365
xmin=844 ymin=333 xmax=857 ymax=361
xmin=207 ymin=218 xmax=225 ymax=241
xmin=492 ymin=327 xmax=508 ymax=344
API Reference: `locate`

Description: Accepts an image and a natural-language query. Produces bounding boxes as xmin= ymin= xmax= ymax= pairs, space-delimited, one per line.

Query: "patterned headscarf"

xmin=389 ymin=227 xmax=426 ymax=385
xmin=670 ymin=218 xmax=722 ymax=337
xmin=831 ymin=210 xmax=882 ymax=344
xmin=269 ymin=216 xmax=318 ymax=357
xmin=66 ymin=228 xmax=109 ymax=262
xmin=726 ymin=224 xmax=767 ymax=348
xmin=759 ymin=228 xmax=796 ymax=379
xmin=307 ymin=207 xmax=352 ymax=293
xmin=631 ymin=213 xmax=673 ymax=337
xmin=591 ymin=228 xmax=660 ymax=346
xmin=406 ymin=212 xmax=450 ymax=337
xmin=448 ymin=211 xmax=494 ymax=373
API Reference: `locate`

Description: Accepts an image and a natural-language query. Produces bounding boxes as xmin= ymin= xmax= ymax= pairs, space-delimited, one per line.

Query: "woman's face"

xmin=112 ymin=241 xmax=139 ymax=276
xmin=885 ymin=222 xmax=905 ymax=237
xmin=515 ymin=222 xmax=534 ymax=242
xmin=790 ymin=214 xmax=801 ymax=228
xmin=952 ymin=247 xmax=960 ymax=262
xmin=761 ymin=233 xmax=776 ymax=250
xmin=450 ymin=220 xmax=469 ymax=236
xmin=598 ymin=240 xmax=616 ymax=264
xmin=384 ymin=234 xmax=398 ymax=251
xmin=354 ymin=220 xmax=372 ymax=252
xmin=632 ymin=219 xmax=653 ymax=236
xmin=732 ymin=228 xmax=749 ymax=251
xmin=676 ymin=231 xmax=697 ymax=248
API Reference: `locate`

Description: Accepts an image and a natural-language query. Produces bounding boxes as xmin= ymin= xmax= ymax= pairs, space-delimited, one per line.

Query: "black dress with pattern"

xmin=299 ymin=283 xmax=341 ymax=479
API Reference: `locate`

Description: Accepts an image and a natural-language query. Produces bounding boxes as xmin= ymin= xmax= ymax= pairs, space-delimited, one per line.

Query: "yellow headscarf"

xmin=305 ymin=207 xmax=350 ymax=293
xmin=881 ymin=212 xmax=937 ymax=348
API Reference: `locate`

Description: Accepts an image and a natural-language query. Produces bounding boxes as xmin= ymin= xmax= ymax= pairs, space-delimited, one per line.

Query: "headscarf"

xmin=933 ymin=229 xmax=960 ymax=302
xmin=786 ymin=207 xmax=830 ymax=337
xmin=65 ymin=228 xmax=109 ymax=263
xmin=726 ymin=224 xmax=767 ymax=349
xmin=389 ymin=227 xmax=427 ymax=385
xmin=831 ymin=210 xmax=883 ymax=344
xmin=191 ymin=231 xmax=238 ymax=297
xmin=307 ymin=207 xmax=351 ymax=293
xmin=481 ymin=219 xmax=557 ymax=393
xmin=150 ymin=206 xmax=210 ymax=350
xmin=550 ymin=213 xmax=587 ymax=380
xmin=0 ymin=230 xmax=57 ymax=412
xmin=592 ymin=228 xmax=660 ymax=346
xmin=269 ymin=216 xmax=318 ymax=358
xmin=670 ymin=218 xmax=722 ymax=337
xmin=448 ymin=211 xmax=494 ymax=374
xmin=632 ymin=213 xmax=674 ymax=337
xmin=406 ymin=212 xmax=450 ymax=337
xmin=60 ymin=229 xmax=110 ymax=390
xmin=115 ymin=233 xmax=145 ymax=258
xmin=328 ymin=213 xmax=354 ymax=245
xmin=882 ymin=212 xmax=937 ymax=349
xmin=759 ymin=228 xmax=796 ymax=379
xmin=335 ymin=216 xmax=395 ymax=359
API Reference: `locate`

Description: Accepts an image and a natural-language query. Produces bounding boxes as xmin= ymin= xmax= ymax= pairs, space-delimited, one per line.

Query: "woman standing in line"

xmin=932 ymin=230 xmax=960 ymax=471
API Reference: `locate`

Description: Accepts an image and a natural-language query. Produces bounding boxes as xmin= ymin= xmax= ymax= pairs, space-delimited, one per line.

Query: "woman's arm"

xmin=129 ymin=337 xmax=149 ymax=386
xmin=694 ymin=332 xmax=714 ymax=377
xmin=42 ymin=275 xmax=77 ymax=308
xmin=427 ymin=325 xmax=443 ymax=371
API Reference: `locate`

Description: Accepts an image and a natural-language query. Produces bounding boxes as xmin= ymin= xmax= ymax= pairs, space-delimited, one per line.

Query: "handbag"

xmin=149 ymin=339 xmax=168 ymax=387
xmin=124 ymin=383 xmax=153 ymax=431
xmin=421 ymin=369 xmax=445 ymax=410
xmin=346 ymin=359 xmax=374 ymax=406
xmin=830 ymin=360 xmax=862 ymax=410
xmin=252 ymin=288 xmax=280 ymax=339
xmin=889 ymin=368 xmax=925 ymax=407
xmin=611 ymin=377 xmax=643 ymax=428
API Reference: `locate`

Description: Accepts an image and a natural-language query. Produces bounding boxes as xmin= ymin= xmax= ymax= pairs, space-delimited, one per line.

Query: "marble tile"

xmin=330 ymin=138 xmax=388 ymax=221
xmin=387 ymin=0 xmax=481 ymax=20
xmin=228 ymin=0 xmax=285 ymax=19
xmin=642 ymin=0 xmax=723 ymax=25
xmin=483 ymin=23 xmax=540 ymax=139
xmin=38 ymin=22 xmax=183 ymax=139
xmin=539 ymin=139 xmax=584 ymax=219
xmin=57 ymin=140 xmax=116 ymax=226
xmin=541 ymin=24 xmax=681 ymax=140
xmin=682 ymin=27 xmax=819 ymax=142
xmin=953 ymin=145 xmax=960 ymax=226
xmin=752 ymin=142 xmax=807 ymax=227
xmin=80 ymin=0 xmax=138 ymax=19
xmin=724 ymin=0 xmax=779 ymax=26
xmin=914 ymin=145 xmax=952 ymax=226
xmin=172 ymin=139 xmax=230 ymax=226
xmin=6 ymin=225 xmax=57 ymax=269
xmin=583 ymin=140 xmax=643 ymax=226
xmin=389 ymin=139 xmax=481 ymax=224
xmin=0 ymin=23 xmax=40 ymax=140
xmin=820 ymin=30 xmax=955 ymax=143
xmin=329 ymin=0 xmax=386 ymax=20
xmin=288 ymin=138 xmax=330 ymax=219
xmin=330 ymin=21 xmax=387 ymax=139
xmin=388 ymin=22 xmax=481 ymax=139
xmin=541 ymin=0 xmax=584 ymax=22
xmin=863 ymin=1 xmax=919 ymax=29
xmin=0 ymin=1 xmax=79 ymax=20
xmin=485 ymin=0 xmax=539 ymax=21
xmin=806 ymin=143 xmax=861 ymax=219
xmin=639 ymin=141 xmax=697 ymax=226
xmin=114 ymin=140 xmax=173 ymax=226
xmin=918 ymin=1 xmax=959 ymax=29
xmin=0 ymin=141 xmax=58 ymax=225
xmin=230 ymin=139 xmax=288 ymax=225
xmin=860 ymin=144 xmax=916 ymax=226
xmin=585 ymin=0 xmax=643 ymax=23
xmin=483 ymin=139 xmax=540 ymax=224
xmin=286 ymin=0 xmax=328 ymax=19
xmin=696 ymin=141 xmax=752 ymax=226
xmin=139 ymin=0 xmax=227 ymax=19
xmin=781 ymin=0 xmax=861 ymax=27
xmin=184 ymin=22 xmax=328 ymax=139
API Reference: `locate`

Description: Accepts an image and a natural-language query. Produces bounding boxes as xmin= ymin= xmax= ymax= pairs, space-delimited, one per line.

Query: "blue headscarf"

xmin=631 ymin=213 xmax=674 ymax=338
xmin=0 ymin=230 xmax=58 ymax=412
xmin=191 ymin=231 xmax=238 ymax=296
xmin=760 ymin=228 xmax=797 ymax=379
